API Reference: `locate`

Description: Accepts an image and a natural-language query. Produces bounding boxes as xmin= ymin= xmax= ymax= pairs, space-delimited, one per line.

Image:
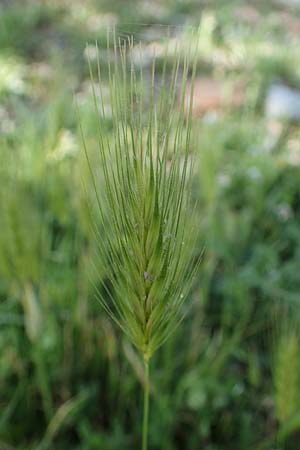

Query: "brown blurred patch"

xmin=184 ymin=78 xmax=246 ymax=118
xmin=277 ymin=11 xmax=300 ymax=35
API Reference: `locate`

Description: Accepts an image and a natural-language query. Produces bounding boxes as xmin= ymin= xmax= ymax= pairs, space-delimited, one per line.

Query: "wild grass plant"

xmin=79 ymin=33 xmax=200 ymax=449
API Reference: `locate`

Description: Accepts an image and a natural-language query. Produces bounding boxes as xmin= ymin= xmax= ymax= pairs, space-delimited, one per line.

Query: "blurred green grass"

xmin=1 ymin=1 xmax=300 ymax=449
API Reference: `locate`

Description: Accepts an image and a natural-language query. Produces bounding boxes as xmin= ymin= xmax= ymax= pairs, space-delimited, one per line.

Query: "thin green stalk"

xmin=142 ymin=357 xmax=150 ymax=450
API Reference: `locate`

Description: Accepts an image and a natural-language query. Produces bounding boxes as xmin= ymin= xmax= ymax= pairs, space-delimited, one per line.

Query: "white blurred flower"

xmin=0 ymin=55 xmax=26 ymax=95
xmin=47 ymin=129 xmax=78 ymax=162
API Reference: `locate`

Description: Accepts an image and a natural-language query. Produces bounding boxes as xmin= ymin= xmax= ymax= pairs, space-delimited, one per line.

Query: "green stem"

xmin=142 ymin=357 xmax=150 ymax=450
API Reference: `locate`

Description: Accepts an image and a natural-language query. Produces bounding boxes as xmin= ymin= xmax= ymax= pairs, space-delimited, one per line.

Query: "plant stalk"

xmin=142 ymin=357 xmax=150 ymax=450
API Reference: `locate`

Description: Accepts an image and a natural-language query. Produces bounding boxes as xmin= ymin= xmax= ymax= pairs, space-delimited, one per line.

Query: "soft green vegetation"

xmin=1 ymin=1 xmax=300 ymax=449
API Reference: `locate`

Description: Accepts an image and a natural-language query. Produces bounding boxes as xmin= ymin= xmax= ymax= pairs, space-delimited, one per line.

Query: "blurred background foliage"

xmin=1 ymin=0 xmax=300 ymax=449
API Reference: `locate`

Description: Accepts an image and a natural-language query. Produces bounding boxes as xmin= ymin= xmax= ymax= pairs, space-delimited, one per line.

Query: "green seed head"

xmin=79 ymin=31 xmax=200 ymax=360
